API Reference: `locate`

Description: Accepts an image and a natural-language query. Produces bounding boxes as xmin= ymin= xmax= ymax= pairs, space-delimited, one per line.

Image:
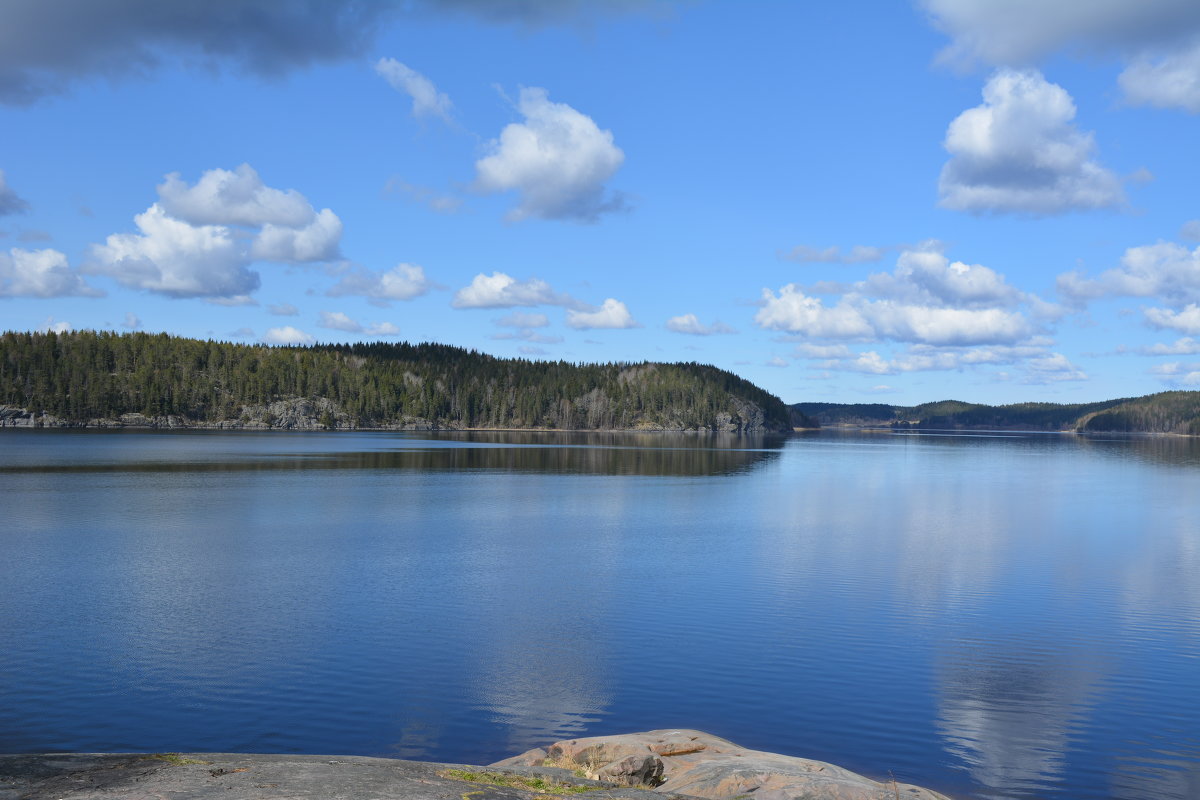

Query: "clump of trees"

xmin=0 ymin=330 xmax=794 ymax=433
xmin=794 ymin=392 xmax=1200 ymax=434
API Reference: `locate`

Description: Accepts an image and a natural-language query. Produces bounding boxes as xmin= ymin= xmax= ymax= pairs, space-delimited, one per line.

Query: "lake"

xmin=1 ymin=429 xmax=1198 ymax=800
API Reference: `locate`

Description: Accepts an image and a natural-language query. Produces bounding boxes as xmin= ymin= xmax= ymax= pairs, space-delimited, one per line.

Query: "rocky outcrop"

xmin=493 ymin=729 xmax=951 ymax=800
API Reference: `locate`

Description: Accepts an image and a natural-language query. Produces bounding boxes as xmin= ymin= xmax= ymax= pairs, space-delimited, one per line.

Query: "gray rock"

xmin=493 ymin=730 xmax=951 ymax=800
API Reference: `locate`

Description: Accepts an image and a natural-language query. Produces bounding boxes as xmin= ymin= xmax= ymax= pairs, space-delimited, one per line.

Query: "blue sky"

xmin=3 ymin=0 xmax=1200 ymax=406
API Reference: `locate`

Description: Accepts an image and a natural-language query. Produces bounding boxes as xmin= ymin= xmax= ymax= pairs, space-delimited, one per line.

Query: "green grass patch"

xmin=440 ymin=768 xmax=604 ymax=794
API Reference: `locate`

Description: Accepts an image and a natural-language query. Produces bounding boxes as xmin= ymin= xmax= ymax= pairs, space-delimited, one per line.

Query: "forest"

xmin=0 ymin=330 xmax=798 ymax=433
xmin=795 ymin=392 xmax=1200 ymax=435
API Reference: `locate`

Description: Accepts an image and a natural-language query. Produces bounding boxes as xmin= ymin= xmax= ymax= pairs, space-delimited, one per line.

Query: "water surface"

xmin=1 ymin=429 xmax=1198 ymax=800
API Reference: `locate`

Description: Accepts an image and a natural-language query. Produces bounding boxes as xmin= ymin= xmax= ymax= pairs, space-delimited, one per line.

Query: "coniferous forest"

xmin=0 ymin=330 xmax=798 ymax=433
xmin=795 ymin=393 xmax=1200 ymax=435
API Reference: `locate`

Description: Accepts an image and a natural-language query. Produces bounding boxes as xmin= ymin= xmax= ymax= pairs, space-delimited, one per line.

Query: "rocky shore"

xmin=0 ymin=730 xmax=950 ymax=800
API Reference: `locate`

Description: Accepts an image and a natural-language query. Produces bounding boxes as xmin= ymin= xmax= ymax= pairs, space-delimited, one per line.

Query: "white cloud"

xmin=922 ymin=0 xmax=1200 ymax=113
xmin=262 ymin=326 xmax=315 ymax=346
xmin=939 ymin=69 xmax=1123 ymax=215
xmin=250 ymin=208 xmax=342 ymax=262
xmin=87 ymin=167 xmax=343 ymax=299
xmin=474 ymin=87 xmax=625 ymax=222
xmin=327 ymin=263 xmax=433 ymax=302
xmin=1145 ymin=303 xmax=1200 ymax=334
xmin=230 ymin=327 xmax=255 ymax=339
xmin=1121 ymin=42 xmax=1200 ymax=112
xmin=756 ymin=286 xmax=876 ymax=340
xmin=268 ymin=302 xmax=299 ymax=316
xmin=566 ymin=298 xmax=640 ymax=330
xmin=1058 ymin=242 xmax=1200 ymax=307
xmin=780 ymin=244 xmax=889 ymax=264
xmin=158 ymin=164 xmax=317 ymax=227
xmin=0 ymin=247 xmax=102 ymax=297
xmin=365 ymin=321 xmax=400 ymax=337
xmin=765 ymin=356 xmax=789 ymax=368
xmin=85 ymin=204 xmax=258 ymax=298
xmin=452 ymin=271 xmax=577 ymax=308
xmin=0 ymin=169 xmax=29 ymax=215
xmin=757 ymin=244 xmax=1039 ymax=347
xmin=1142 ymin=336 xmax=1200 ymax=355
xmin=1024 ymin=353 xmax=1088 ymax=383
xmin=316 ymin=311 xmax=401 ymax=337
xmin=318 ymin=310 xmax=363 ymax=332
xmin=495 ymin=311 xmax=550 ymax=328
xmin=793 ymin=343 xmax=854 ymax=359
xmin=665 ymin=313 xmax=736 ymax=335
xmin=813 ymin=342 xmax=1078 ymax=381
xmin=520 ymin=346 xmax=549 ymax=356
xmin=37 ymin=316 xmax=71 ymax=333
xmin=864 ymin=244 xmax=1024 ymax=308
xmin=159 ymin=165 xmax=341 ymax=264
xmin=121 ymin=312 xmax=140 ymax=329
xmin=375 ymin=57 xmax=452 ymax=121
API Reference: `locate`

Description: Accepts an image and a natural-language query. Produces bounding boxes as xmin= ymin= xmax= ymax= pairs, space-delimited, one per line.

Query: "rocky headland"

xmin=0 ymin=730 xmax=950 ymax=800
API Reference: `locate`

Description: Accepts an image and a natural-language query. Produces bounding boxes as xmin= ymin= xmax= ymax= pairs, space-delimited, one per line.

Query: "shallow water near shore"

xmin=2 ymin=428 xmax=1198 ymax=800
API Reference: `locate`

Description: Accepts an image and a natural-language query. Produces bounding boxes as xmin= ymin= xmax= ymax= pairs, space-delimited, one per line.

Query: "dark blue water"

xmin=1 ymin=429 xmax=1198 ymax=800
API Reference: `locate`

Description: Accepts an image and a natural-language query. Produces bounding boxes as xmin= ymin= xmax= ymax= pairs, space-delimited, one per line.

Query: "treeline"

xmin=0 ymin=330 xmax=794 ymax=433
xmin=794 ymin=392 xmax=1200 ymax=435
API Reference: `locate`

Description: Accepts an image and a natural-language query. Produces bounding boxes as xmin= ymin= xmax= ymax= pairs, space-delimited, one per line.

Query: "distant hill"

xmin=0 ymin=330 xmax=794 ymax=434
xmin=794 ymin=392 xmax=1200 ymax=435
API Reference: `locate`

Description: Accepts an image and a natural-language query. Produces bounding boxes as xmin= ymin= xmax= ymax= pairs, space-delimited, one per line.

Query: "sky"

xmin=2 ymin=0 xmax=1200 ymax=406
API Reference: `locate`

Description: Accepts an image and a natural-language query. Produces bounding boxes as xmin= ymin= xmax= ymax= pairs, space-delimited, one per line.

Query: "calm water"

xmin=1 ymin=429 xmax=1198 ymax=800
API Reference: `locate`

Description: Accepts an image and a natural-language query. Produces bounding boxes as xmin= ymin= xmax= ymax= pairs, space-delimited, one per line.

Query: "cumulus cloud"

xmin=86 ymin=166 xmax=343 ymax=299
xmin=38 ymin=316 xmax=71 ymax=333
xmin=1150 ymin=361 xmax=1200 ymax=385
xmin=665 ymin=313 xmax=736 ymax=335
xmin=121 ymin=312 xmax=141 ymax=329
xmin=0 ymin=170 xmax=29 ymax=215
xmin=1120 ymin=43 xmax=1200 ymax=112
xmin=159 ymin=165 xmax=342 ymax=263
xmin=779 ymin=244 xmax=890 ymax=264
xmin=318 ymin=310 xmax=363 ymax=332
xmin=261 ymin=326 xmax=315 ymax=346
xmin=158 ymin=164 xmax=316 ymax=227
xmin=1141 ymin=336 xmax=1200 ymax=355
xmin=452 ymin=271 xmax=578 ymax=308
xmin=809 ymin=342 xmax=1082 ymax=384
xmin=0 ymin=247 xmax=103 ymax=298
xmin=317 ymin=311 xmax=401 ymax=337
xmin=939 ymin=69 xmax=1124 ymax=215
xmin=1057 ymin=242 xmax=1200 ymax=307
xmin=327 ymin=263 xmax=434 ymax=303
xmin=85 ymin=204 xmax=258 ymax=298
xmin=375 ymin=58 xmax=452 ymax=121
xmin=474 ymin=87 xmax=626 ymax=222
xmin=566 ymin=298 xmax=639 ymax=329
xmin=1182 ymin=220 xmax=1200 ymax=241
xmin=0 ymin=1 xmax=394 ymax=105
xmin=756 ymin=243 xmax=1039 ymax=347
xmin=250 ymin=208 xmax=342 ymax=262
xmin=922 ymin=0 xmax=1200 ymax=113
xmin=268 ymin=302 xmax=299 ymax=316
xmin=1145 ymin=304 xmax=1200 ymax=334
